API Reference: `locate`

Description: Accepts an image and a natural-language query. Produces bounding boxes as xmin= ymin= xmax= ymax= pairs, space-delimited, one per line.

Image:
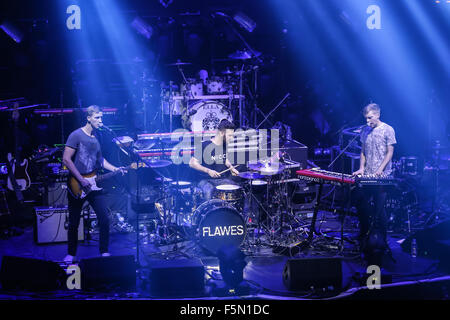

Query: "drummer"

xmin=189 ymin=119 xmax=240 ymax=200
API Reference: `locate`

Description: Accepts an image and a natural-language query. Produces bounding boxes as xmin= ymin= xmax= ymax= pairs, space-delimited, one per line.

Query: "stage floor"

xmin=1 ymin=213 xmax=448 ymax=300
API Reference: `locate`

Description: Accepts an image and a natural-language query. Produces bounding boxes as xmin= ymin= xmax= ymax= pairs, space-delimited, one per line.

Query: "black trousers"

xmin=353 ymin=186 xmax=389 ymax=253
xmin=67 ymin=190 xmax=110 ymax=256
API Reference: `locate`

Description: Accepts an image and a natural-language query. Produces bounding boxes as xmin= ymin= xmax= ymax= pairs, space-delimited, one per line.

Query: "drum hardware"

xmin=182 ymin=100 xmax=233 ymax=132
xmin=399 ymin=156 xmax=419 ymax=176
xmin=238 ymin=171 xmax=264 ymax=180
xmin=213 ymin=184 xmax=243 ymax=202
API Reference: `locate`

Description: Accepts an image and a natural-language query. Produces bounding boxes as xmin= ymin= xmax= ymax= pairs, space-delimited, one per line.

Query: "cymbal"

xmin=112 ymin=136 xmax=134 ymax=146
xmin=155 ymin=176 xmax=173 ymax=183
xmin=221 ymin=69 xmax=235 ymax=75
xmin=247 ymin=160 xmax=285 ymax=175
xmin=238 ymin=171 xmax=265 ymax=180
xmin=146 ymin=159 xmax=172 ymax=168
xmin=228 ymin=49 xmax=261 ymax=60
xmin=170 ymin=181 xmax=192 ymax=188
xmin=167 ymin=61 xmax=192 ymax=66
xmin=259 ymin=165 xmax=284 ymax=175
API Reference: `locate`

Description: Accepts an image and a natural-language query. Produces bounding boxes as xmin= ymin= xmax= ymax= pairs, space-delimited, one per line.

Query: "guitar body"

xmin=6 ymin=154 xmax=31 ymax=192
xmin=68 ymin=163 xmax=136 ymax=199
xmin=68 ymin=172 xmax=103 ymax=200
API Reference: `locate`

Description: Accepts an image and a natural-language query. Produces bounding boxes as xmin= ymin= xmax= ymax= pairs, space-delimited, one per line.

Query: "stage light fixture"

xmin=233 ymin=12 xmax=256 ymax=33
xmin=131 ymin=16 xmax=153 ymax=40
xmin=0 ymin=21 xmax=23 ymax=43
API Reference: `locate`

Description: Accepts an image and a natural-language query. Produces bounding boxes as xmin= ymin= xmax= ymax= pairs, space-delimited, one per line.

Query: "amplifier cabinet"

xmin=34 ymin=206 xmax=84 ymax=244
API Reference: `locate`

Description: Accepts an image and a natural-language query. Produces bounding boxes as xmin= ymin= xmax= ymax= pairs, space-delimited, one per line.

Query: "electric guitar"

xmin=68 ymin=163 xmax=137 ymax=199
xmin=6 ymin=104 xmax=31 ymax=194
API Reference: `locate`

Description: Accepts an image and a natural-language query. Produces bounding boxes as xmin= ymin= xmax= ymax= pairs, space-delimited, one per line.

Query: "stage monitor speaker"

xmin=148 ymin=258 xmax=205 ymax=297
xmin=0 ymin=256 xmax=66 ymax=291
xmin=79 ymin=255 xmax=136 ymax=292
xmin=283 ymin=257 xmax=342 ymax=291
xmin=35 ymin=206 xmax=84 ymax=244
xmin=401 ymin=219 xmax=450 ymax=269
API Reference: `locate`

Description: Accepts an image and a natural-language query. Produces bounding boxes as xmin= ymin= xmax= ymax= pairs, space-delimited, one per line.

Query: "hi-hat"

xmin=238 ymin=171 xmax=265 ymax=180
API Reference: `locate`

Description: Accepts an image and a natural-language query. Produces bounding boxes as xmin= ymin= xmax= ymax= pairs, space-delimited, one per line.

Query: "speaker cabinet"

xmin=283 ymin=257 xmax=342 ymax=291
xmin=79 ymin=255 xmax=136 ymax=292
xmin=148 ymin=258 xmax=205 ymax=297
xmin=35 ymin=206 xmax=84 ymax=244
xmin=0 ymin=256 xmax=66 ymax=291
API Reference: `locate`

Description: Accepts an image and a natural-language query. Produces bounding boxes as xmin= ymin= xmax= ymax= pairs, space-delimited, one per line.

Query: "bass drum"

xmin=182 ymin=100 xmax=232 ymax=132
xmin=190 ymin=199 xmax=246 ymax=254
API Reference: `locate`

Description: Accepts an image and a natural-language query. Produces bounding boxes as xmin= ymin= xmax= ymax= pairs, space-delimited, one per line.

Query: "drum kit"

xmin=157 ymin=49 xmax=263 ymax=132
xmin=135 ymin=155 xmax=299 ymax=255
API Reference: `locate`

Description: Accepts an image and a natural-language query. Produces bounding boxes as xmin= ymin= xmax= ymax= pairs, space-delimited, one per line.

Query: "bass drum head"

xmin=194 ymin=199 xmax=246 ymax=254
xmin=183 ymin=100 xmax=232 ymax=132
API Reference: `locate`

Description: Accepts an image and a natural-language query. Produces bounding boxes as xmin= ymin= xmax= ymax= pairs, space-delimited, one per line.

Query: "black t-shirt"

xmin=193 ymin=140 xmax=229 ymax=179
xmin=65 ymin=128 xmax=103 ymax=175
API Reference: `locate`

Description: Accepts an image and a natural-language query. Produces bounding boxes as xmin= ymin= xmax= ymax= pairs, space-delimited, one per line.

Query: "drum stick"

xmin=219 ymin=164 xmax=241 ymax=175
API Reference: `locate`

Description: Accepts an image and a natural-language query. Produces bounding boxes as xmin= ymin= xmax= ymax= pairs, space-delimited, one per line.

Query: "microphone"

xmin=99 ymin=124 xmax=114 ymax=133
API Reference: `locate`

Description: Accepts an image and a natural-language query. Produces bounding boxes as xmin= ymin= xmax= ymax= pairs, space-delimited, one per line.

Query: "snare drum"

xmin=214 ymin=184 xmax=243 ymax=201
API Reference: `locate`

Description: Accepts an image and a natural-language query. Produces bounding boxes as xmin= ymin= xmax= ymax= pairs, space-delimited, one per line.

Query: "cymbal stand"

xmin=256 ymin=93 xmax=290 ymax=130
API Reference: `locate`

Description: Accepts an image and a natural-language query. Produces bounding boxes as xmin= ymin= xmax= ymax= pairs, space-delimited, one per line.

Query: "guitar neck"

xmin=94 ymin=165 xmax=130 ymax=183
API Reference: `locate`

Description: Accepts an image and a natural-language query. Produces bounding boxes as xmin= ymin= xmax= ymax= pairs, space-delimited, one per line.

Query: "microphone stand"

xmin=100 ymin=126 xmax=169 ymax=267
xmin=328 ymin=126 xmax=363 ymax=253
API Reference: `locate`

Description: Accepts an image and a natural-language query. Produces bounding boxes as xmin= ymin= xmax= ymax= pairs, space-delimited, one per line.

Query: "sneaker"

xmin=63 ymin=255 xmax=75 ymax=264
xmin=101 ymin=253 xmax=111 ymax=257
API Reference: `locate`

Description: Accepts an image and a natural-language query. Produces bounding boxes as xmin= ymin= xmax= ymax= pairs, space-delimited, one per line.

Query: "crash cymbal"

xmin=238 ymin=171 xmax=265 ymax=180
xmin=259 ymin=165 xmax=285 ymax=175
xmin=167 ymin=60 xmax=192 ymax=66
xmin=228 ymin=49 xmax=261 ymax=60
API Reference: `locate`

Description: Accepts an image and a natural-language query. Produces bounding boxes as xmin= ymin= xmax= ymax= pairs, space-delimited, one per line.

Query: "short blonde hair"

xmin=363 ymin=103 xmax=380 ymax=116
xmin=86 ymin=105 xmax=102 ymax=117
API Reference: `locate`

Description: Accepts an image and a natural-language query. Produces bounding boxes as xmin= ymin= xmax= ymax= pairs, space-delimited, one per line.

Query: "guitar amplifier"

xmin=34 ymin=206 xmax=84 ymax=244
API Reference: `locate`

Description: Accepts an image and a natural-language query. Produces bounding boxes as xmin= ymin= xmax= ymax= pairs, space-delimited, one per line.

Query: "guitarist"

xmin=62 ymin=105 xmax=125 ymax=264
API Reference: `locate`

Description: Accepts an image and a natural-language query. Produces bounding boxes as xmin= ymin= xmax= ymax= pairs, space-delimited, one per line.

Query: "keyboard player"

xmin=352 ymin=103 xmax=397 ymax=266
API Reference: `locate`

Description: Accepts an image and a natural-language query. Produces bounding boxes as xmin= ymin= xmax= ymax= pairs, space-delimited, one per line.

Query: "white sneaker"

xmin=101 ymin=253 xmax=111 ymax=257
xmin=63 ymin=255 xmax=75 ymax=264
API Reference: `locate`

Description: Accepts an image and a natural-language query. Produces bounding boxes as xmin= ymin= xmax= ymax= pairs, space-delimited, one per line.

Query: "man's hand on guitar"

xmin=80 ymin=178 xmax=92 ymax=190
xmin=114 ymin=167 xmax=127 ymax=175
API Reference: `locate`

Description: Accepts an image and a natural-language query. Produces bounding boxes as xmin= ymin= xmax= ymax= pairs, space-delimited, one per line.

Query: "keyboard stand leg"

xmin=302 ymin=182 xmax=323 ymax=251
